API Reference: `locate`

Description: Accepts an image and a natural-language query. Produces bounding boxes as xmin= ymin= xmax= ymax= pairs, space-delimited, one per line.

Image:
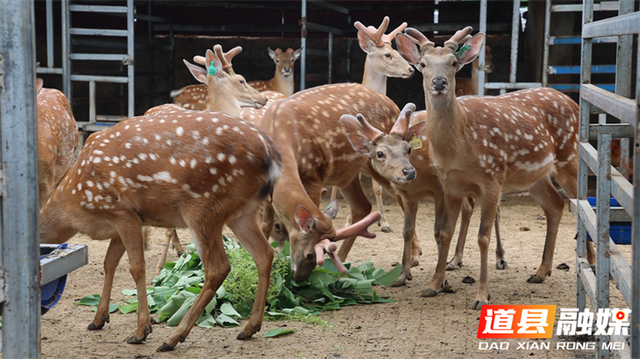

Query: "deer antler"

xmin=404 ymin=28 xmax=435 ymax=52
xmin=334 ymin=211 xmax=382 ymax=241
xmin=390 ymin=103 xmax=416 ymax=137
xmin=381 ymin=21 xmax=407 ymax=44
xmin=444 ymin=26 xmax=474 ymax=51
xmin=341 ymin=114 xmax=384 ymax=143
xmin=213 ymin=44 xmax=242 ymax=74
xmin=354 ymin=16 xmax=408 ymax=46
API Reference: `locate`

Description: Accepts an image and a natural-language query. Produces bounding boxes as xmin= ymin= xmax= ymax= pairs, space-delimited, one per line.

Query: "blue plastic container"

xmin=40 ymin=244 xmax=68 ymax=311
xmin=586 ymin=197 xmax=631 ymax=245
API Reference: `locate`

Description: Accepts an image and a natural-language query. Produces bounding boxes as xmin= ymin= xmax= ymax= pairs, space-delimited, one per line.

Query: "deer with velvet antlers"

xmin=392 ymin=26 xmax=593 ymax=309
xmin=248 ymin=47 xmax=301 ymax=96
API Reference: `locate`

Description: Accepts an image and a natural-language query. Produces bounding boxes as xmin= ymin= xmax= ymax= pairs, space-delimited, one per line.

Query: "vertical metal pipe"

xmin=541 ymin=0 xmax=551 ymax=87
xmin=632 ymin=18 xmax=640 ymax=359
xmin=346 ymin=14 xmax=351 ymax=82
xmin=62 ymin=0 xmax=70 ymax=97
xmin=0 ymin=0 xmax=41 ymax=356
xmin=300 ymin=0 xmax=307 ymax=91
xmin=617 ymin=0 xmax=633 ymax=179
xmin=477 ymin=0 xmax=487 ymax=95
xmin=596 ymin=133 xmax=612 ymax=359
xmin=508 ymin=0 xmax=520 ymax=84
xmin=127 ymin=0 xmax=134 ymax=117
xmin=46 ymin=0 xmax=54 ymax=69
xmin=89 ymin=80 xmax=96 ymax=123
xmin=328 ymin=31 xmax=333 ymax=84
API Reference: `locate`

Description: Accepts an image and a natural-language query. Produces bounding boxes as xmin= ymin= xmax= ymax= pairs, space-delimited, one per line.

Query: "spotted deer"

xmin=329 ymin=16 xmax=414 ymax=234
xmin=40 ymin=94 xmax=286 ymax=350
xmin=259 ymin=82 xmax=407 ymax=281
xmin=170 ymin=46 xmax=244 ymax=110
xmin=455 ymin=45 xmax=494 ymax=96
xmin=395 ymin=26 xmax=593 ymax=309
xmin=248 ymin=47 xmax=302 ymax=96
xmin=36 ymin=78 xmax=79 ymax=208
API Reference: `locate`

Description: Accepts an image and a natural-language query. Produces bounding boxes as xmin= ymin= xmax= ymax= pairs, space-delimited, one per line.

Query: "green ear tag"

xmin=457 ymin=44 xmax=470 ymax=59
xmin=409 ymin=133 xmax=423 ymax=150
xmin=208 ymin=61 xmax=217 ymax=76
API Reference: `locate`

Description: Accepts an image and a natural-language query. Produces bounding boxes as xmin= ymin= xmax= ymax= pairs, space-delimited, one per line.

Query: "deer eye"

xmin=376 ymin=151 xmax=384 ymax=159
xmin=408 ymin=147 xmax=412 ymax=155
xmin=239 ymin=80 xmax=245 ymax=85
xmin=452 ymin=60 xmax=459 ymax=67
xmin=306 ymin=253 xmax=314 ymax=260
xmin=420 ymin=62 xmax=426 ymax=68
xmin=385 ymin=53 xmax=391 ymax=58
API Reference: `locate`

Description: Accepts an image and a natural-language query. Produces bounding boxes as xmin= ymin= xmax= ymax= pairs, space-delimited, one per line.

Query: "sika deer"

xmin=36 ymin=78 xmax=78 ymax=208
xmin=259 ymin=83 xmax=405 ymax=281
xmin=396 ymin=26 xmax=591 ymax=308
xmin=329 ymin=16 xmax=414 ymax=234
xmin=40 ymin=97 xmax=284 ymax=350
xmin=248 ymin=47 xmax=301 ymax=97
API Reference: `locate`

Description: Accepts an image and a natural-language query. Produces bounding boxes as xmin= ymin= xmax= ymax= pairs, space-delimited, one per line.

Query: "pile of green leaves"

xmin=77 ymin=236 xmax=401 ymax=329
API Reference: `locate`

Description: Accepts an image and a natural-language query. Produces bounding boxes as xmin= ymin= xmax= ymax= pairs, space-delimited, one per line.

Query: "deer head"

xmin=183 ymin=45 xmax=266 ymax=115
xmin=342 ymin=103 xmax=425 ymax=184
xmin=268 ymin=47 xmax=302 ymax=78
xmin=397 ymin=27 xmax=484 ymax=99
xmin=355 ymin=16 xmax=414 ymax=89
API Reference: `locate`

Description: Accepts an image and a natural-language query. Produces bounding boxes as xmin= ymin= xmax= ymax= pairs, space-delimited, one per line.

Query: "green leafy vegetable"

xmin=264 ymin=328 xmax=295 ymax=338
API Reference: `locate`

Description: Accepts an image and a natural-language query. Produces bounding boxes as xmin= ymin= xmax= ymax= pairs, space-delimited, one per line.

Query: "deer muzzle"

xmin=432 ymin=77 xmax=448 ymax=92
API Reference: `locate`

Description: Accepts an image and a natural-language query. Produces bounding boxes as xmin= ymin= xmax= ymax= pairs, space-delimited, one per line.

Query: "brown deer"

xmin=455 ymin=45 xmax=494 ymax=96
xmin=248 ymin=47 xmax=302 ymax=96
xmin=36 ymin=78 xmax=78 ymax=208
xmin=39 ymin=63 xmax=286 ymax=350
xmin=395 ymin=26 xmax=593 ymax=309
xmin=259 ymin=82 xmax=410 ymax=281
xmin=329 ymin=16 xmax=414 ymax=234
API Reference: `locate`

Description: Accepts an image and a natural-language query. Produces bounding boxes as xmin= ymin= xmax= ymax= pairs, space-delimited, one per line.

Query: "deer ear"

xmin=396 ymin=33 xmax=421 ymax=65
xmin=35 ymin=78 xmax=44 ymax=95
xmin=293 ymin=48 xmax=302 ymax=61
xmin=457 ymin=33 xmax=485 ymax=67
xmin=347 ymin=133 xmax=371 ymax=155
xmin=405 ymin=121 xmax=426 ymax=143
xmin=295 ymin=206 xmax=316 ymax=232
xmin=268 ymin=47 xmax=276 ymax=59
xmin=183 ymin=59 xmax=208 ymax=84
xmin=357 ymin=31 xmax=374 ymax=53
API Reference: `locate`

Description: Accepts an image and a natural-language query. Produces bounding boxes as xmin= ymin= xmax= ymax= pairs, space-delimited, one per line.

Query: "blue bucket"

xmin=40 ymin=244 xmax=69 ymax=310
xmin=586 ymin=197 xmax=631 ymax=245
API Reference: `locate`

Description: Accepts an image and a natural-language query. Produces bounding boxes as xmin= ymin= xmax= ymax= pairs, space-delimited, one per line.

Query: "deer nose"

xmin=283 ymin=66 xmax=291 ymax=73
xmin=432 ymin=77 xmax=447 ymax=91
xmin=402 ymin=167 xmax=416 ymax=181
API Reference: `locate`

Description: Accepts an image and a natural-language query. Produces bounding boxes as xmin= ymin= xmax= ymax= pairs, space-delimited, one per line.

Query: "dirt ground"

xmin=38 ymin=177 xmax=629 ymax=359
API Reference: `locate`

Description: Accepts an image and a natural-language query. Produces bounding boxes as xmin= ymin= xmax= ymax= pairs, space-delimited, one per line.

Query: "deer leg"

xmin=88 ymin=235 xmax=125 ymax=331
xmin=227 ymin=204 xmax=274 ymax=340
xmin=473 ymin=191 xmax=500 ymax=310
xmin=494 ymin=205 xmax=507 ymax=269
xmin=261 ymin=200 xmax=276 ymax=239
xmin=526 ymin=177 xmax=564 ymax=283
xmin=423 ymin=195 xmax=463 ymax=298
xmin=371 ymin=178 xmax=391 ymax=233
xmin=447 ymin=197 xmax=475 ymax=270
xmin=336 ymin=177 xmax=372 ymax=261
xmin=391 ymin=198 xmax=419 ymax=287
xmin=153 ymin=229 xmax=173 ymax=277
xmin=158 ymin=221 xmax=228 ymax=352
xmin=113 ymin=219 xmax=152 ymax=344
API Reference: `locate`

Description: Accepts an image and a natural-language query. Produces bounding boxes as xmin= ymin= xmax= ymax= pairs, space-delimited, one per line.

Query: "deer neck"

xmin=362 ymin=60 xmax=387 ymax=95
xmin=206 ymin=84 xmax=242 ymax=117
xmin=424 ymin=94 xmax=466 ymax=160
xmin=272 ymin=71 xmax=294 ymax=97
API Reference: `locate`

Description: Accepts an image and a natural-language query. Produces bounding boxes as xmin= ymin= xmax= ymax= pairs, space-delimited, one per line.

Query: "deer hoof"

xmin=391 ymin=275 xmax=407 ymax=287
xmin=157 ymin=342 xmax=175 ymax=352
xmin=236 ymin=331 xmax=254 ymax=340
xmin=472 ymin=300 xmax=487 ymax=310
xmin=127 ymin=334 xmax=147 ymax=344
xmin=496 ymin=260 xmax=508 ymax=270
xmin=440 ymin=280 xmax=455 ymax=293
xmin=381 ymin=226 xmax=392 ymax=233
xmin=527 ymin=274 xmax=545 ymax=283
xmin=87 ymin=322 xmax=105 ymax=331
xmin=421 ymin=288 xmax=438 ymax=297
xmin=446 ymin=261 xmax=461 ymax=271
xmin=410 ymin=258 xmax=420 ymax=267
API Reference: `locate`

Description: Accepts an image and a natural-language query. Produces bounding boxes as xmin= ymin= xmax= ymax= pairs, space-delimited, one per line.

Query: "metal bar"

xmin=89 ymin=80 xmax=96 ymax=123
xmin=127 ymin=0 xmax=134 ymax=118
xmin=616 ymin=0 xmax=634 ymax=185
xmin=589 ymin=123 xmax=635 ymax=139
xmin=549 ymin=36 xmax=617 ymax=44
xmin=36 ymin=68 xmax=63 ymax=75
xmin=577 ymin=256 xmax=598 ymax=308
xmin=633 ymin=7 xmax=640 ymax=358
xmin=583 ymin=12 xmax=640 ymax=38
xmin=69 ymin=53 xmax=128 ymax=61
xmin=62 ymin=0 xmax=70 ymax=97
xmin=305 ymin=21 xmax=344 ymax=36
xmin=40 ymin=245 xmax=89 ymax=285
xmin=542 ymin=0 xmax=551 ymax=87
xmin=69 ymin=4 xmax=128 ymax=13
xmin=328 ymin=31 xmax=333 ymax=84
xmin=0 ymin=0 xmax=41 ymax=356
xmin=308 ymin=0 xmax=349 ymax=15
xmin=300 ymin=0 xmax=306 ymax=91
xmin=69 ymin=28 xmax=129 ymax=37
xmin=509 ymin=0 xmax=520 ymax=84
xmin=552 ymin=2 xmax=620 ymax=12
xmin=610 ymin=166 xmax=634 ymax=218
xmin=581 ymin=84 xmax=637 ymax=127
xmin=46 ymin=0 xmax=54 ymax=68
xmin=69 ymin=74 xmax=129 ymax=83
xmin=483 ymin=82 xmax=542 ymax=89
xmin=548 ymin=65 xmax=617 ymax=74
xmin=552 ymin=83 xmax=615 ymax=92
xmin=477 ymin=0 xmax=487 ymax=95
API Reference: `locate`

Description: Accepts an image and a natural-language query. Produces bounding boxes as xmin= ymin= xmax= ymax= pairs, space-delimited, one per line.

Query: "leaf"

xmin=118 ymin=302 xmax=139 ymax=314
xmin=167 ymin=296 xmax=196 ymax=326
xmin=215 ymin=313 xmax=239 ymax=327
xmin=196 ymin=313 xmax=217 ymax=328
xmin=122 ymin=289 xmax=137 ymax=296
xmin=220 ymin=302 xmax=241 ymax=318
xmin=264 ymin=329 xmax=294 ymax=338
xmin=374 ymin=265 xmax=402 ymax=287
xmin=76 ymin=294 xmax=101 ymax=306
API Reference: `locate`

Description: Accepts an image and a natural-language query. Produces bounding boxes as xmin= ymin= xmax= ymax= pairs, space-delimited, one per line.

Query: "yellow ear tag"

xmin=409 ymin=133 xmax=423 ymax=150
